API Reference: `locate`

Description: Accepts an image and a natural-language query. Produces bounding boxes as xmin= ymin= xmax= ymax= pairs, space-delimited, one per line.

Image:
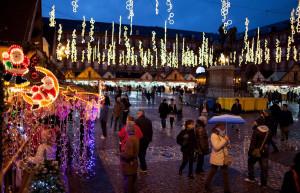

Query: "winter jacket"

xmin=118 ymin=124 xmax=143 ymax=152
xmin=159 ymin=102 xmax=169 ymax=119
xmin=113 ymin=101 xmax=122 ymax=118
xmin=279 ymin=110 xmax=294 ymax=127
xmin=135 ymin=115 xmax=153 ymax=142
xmin=231 ymin=103 xmax=242 ymax=115
xmin=270 ymin=104 xmax=281 ymax=119
xmin=168 ymin=104 xmax=177 ymax=116
xmin=120 ymin=135 xmax=139 ymax=175
xmin=209 ymin=129 xmax=229 ymax=166
xmin=176 ymin=128 xmax=196 ymax=153
xmin=281 ymin=168 xmax=300 ymax=193
xmin=248 ymin=125 xmax=271 ymax=158
xmin=100 ymin=105 xmax=109 ymax=121
xmin=195 ymin=126 xmax=209 ymax=155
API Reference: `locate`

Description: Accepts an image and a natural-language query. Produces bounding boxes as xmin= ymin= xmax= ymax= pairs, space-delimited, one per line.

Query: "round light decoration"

xmin=196 ymin=66 xmax=206 ymax=74
xmin=23 ymin=66 xmax=60 ymax=110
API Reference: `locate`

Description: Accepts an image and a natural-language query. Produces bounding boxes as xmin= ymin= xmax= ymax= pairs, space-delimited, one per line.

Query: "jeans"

xmin=138 ymin=139 xmax=150 ymax=171
xmin=113 ymin=116 xmax=121 ymax=131
xmin=123 ymin=174 xmax=137 ymax=193
xmin=247 ymin=156 xmax=268 ymax=186
xmin=196 ymin=153 xmax=204 ymax=173
xmin=161 ymin=118 xmax=166 ymax=129
xmin=205 ymin=165 xmax=230 ymax=193
xmin=179 ymin=151 xmax=194 ymax=176
xmin=100 ymin=119 xmax=107 ymax=137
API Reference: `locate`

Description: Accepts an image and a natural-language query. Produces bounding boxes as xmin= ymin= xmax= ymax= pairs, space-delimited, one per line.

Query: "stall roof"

xmin=267 ymin=71 xmax=286 ymax=82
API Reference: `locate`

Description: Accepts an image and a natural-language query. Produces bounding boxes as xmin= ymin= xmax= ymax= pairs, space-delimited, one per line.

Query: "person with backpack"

xmin=245 ymin=125 xmax=271 ymax=189
xmin=205 ymin=123 xmax=231 ymax=193
xmin=176 ymin=120 xmax=197 ymax=179
xmin=194 ymin=116 xmax=209 ymax=174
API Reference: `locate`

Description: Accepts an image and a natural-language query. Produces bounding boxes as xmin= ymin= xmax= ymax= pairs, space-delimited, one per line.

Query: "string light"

xmin=89 ymin=18 xmax=95 ymax=42
xmin=293 ymin=46 xmax=298 ymax=62
xmin=56 ymin=24 xmax=63 ymax=61
xmin=81 ymin=16 xmax=86 ymax=43
xmin=156 ymin=0 xmax=159 ymax=15
xmin=71 ymin=0 xmax=79 ymax=13
xmin=81 ymin=50 xmax=85 ymax=62
xmin=166 ymin=0 xmax=175 ymax=24
xmin=119 ymin=16 xmax=122 ymax=44
xmin=105 ymin=30 xmax=108 ymax=50
xmin=87 ymin=42 xmax=92 ymax=63
xmin=221 ymin=0 xmax=232 ymax=34
xmin=287 ymin=36 xmax=292 ymax=61
xmin=296 ymin=1 xmax=300 ymax=33
xmin=291 ymin=9 xmax=296 ymax=42
xmin=275 ymin=39 xmax=282 ymax=63
xmin=71 ymin=30 xmax=77 ymax=62
xmin=65 ymin=39 xmax=70 ymax=59
xmin=49 ymin=5 xmax=56 ymax=27
xmin=264 ymin=39 xmax=270 ymax=64
xmin=126 ymin=0 xmax=134 ymax=35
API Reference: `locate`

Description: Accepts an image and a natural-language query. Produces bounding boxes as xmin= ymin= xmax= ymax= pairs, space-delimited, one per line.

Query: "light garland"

xmin=81 ymin=50 xmax=85 ymax=62
xmin=57 ymin=24 xmax=63 ymax=42
xmin=119 ymin=16 xmax=122 ymax=44
xmin=104 ymin=30 xmax=108 ymax=50
xmin=65 ymin=39 xmax=70 ymax=59
xmin=89 ymin=18 xmax=95 ymax=42
xmin=264 ymin=39 xmax=270 ymax=64
xmin=287 ymin=36 xmax=292 ymax=61
xmin=221 ymin=0 xmax=232 ymax=34
xmin=293 ymin=46 xmax=298 ymax=62
xmin=291 ymin=9 xmax=296 ymax=42
xmin=166 ymin=0 xmax=175 ymax=24
xmin=87 ymin=42 xmax=92 ymax=63
xmin=296 ymin=1 xmax=300 ymax=33
xmin=126 ymin=0 xmax=134 ymax=35
xmin=81 ymin=16 xmax=86 ymax=43
xmin=71 ymin=0 xmax=79 ymax=13
xmin=156 ymin=0 xmax=159 ymax=15
xmin=49 ymin=5 xmax=56 ymax=27
xmin=275 ymin=39 xmax=282 ymax=63
xmin=71 ymin=29 xmax=77 ymax=62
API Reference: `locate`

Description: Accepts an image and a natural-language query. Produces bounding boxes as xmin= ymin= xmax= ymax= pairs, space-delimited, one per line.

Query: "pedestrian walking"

xmin=245 ymin=125 xmax=271 ymax=189
xmin=168 ymin=99 xmax=177 ymax=129
xmin=112 ymin=97 xmax=122 ymax=132
xmin=159 ymin=99 xmax=169 ymax=131
xmin=281 ymin=152 xmax=300 ymax=193
xmin=118 ymin=116 xmax=143 ymax=152
xmin=194 ymin=116 xmax=209 ymax=174
xmin=205 ymin=123 xmax=231 ymax=193
xmin=177 ymin=95 xmax=183 ymax=121
xmin=100 ymin=97 xmax=110 ymax=139
xmin=177 ymin=120 xmax=197 ymax=179
xmin=263 ymin=111 xmax=279 ymax=153
xmin=269 ymin=102 xmax=281 ymax=136
xmin=121 ymin=95 xmax=131 ymax=125
xmin=279 ymin=104 xmax=293 ymax=141
xmin=135 ymin=109 xmax=153 ymax=173
xmin=120 ymin=122 xmax=140 ymax=193
xmin=231 ymin=99 xmax=242 ymax=115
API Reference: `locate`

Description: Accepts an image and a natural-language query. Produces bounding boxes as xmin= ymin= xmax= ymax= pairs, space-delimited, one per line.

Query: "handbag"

xmin=251 ymin=132 xmax=269 ymax=158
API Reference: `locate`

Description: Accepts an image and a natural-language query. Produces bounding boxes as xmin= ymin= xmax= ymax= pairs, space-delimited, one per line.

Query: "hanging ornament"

xmin=166 ymin=0 xmax=174 ymax=24
xmin=221 ymin=0 xmax=232 ymax=34
xmin=71 ymin=0 xmax=79 ymax=13
xmin=155 ymin=0 xmax=159 ymax=15
xmin=49 ymin=5 xmax=56 ymax=27
xmin=275 ymin=39 xmax=282 ymax=63
xmin=81 ymin=16 xmax=86 ymax=43
xmin=89 ymin=18 xmax=95 ymax=42
xmin=126 ymin=0 xmax=134 ymax=35
xmin=71 ymin=29 xmax=77 ymax=62
xmin=296 ymin=1 xmax=300 ymax=33
xmin=291 ymin=9 xmax=296 ymax=42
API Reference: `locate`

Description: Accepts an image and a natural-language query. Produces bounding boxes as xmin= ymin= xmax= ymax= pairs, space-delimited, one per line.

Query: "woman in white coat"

xmin=205 ymin=123 xmax=231 ymax=193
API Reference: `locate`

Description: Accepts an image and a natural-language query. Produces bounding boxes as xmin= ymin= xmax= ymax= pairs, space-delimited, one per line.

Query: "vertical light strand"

xmin=71 ymin=0 xmax=79 ymax=13
xmin=291 ymin=9 xmax=296 ymax=42
xmin=111 ymin=22 xmax=115 ymax=46
xmin=296 ymin=1 xmax=300 ymax=33
xmin=105 ymin=30 xmax=108 ymax=50
xmin=119 ymin=16 xmax=122 ymax=44
xmin=287 ymin=36 xmax=292 ymax=61
xmin=166 ymin=0 xmax=175 ymax=24
xmin=49 ymin=5 xmax=56 ymax=27
xmin=89 ymin=18 xmax=95 ymax=42
xmin=56 ymin=24 xmax=63 ymax=60
xmin=155 ymin=0 xmax=159 ymax=15
xmin=220 ymin=0 xmax=232 ymax=34
xmin=126 ymin=0 xmax=134 ymax=35
xmin=71 ymin=29 xmax=77 ymax=62
xmin=275 ymin=39 xmax=282 ymax=63
xmin=81 ymin=16 xmax=86 ymax=43
xmin=264 ymin=39 xmax=270 ymax=64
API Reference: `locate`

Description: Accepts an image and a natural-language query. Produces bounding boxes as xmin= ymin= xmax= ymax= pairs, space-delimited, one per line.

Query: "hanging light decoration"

xmin=166 ymin=0 xmax=175 ymax=24
xmin=71 ymin=29 xmax=77 ymax=62
xmin=56 ymin=24 xmax=63 ymax=61
xmin=275 ymin=39 xmax=282 ymax=63
xmin=89 ymin=18 xmax=95 ymax=42
xmin=119 ymin=16 xmax=122 ymax=44
xmin=264 ymin=39 xmax=270 ymax=64
xmin=71 ymin=0 xmax=79 ymax=13
xmin=291 ymin=9 xmax=296 ymax=42
xmin=220 ymin=0 xmax=232 ymax=34
xmin=293 ymin=46 xmax=298 ymax=62
xmin=287 ymin=36 xmax=292 ymax=61
xmin=49 ymin=5 xmax=56 ymax=27
xmin=155 ymin=0 xmax=159 ymax=15
xmin=126 ymin=0 xmax=134 ymax=35
xmin=81 ymin=16 xmax=86 ymax=43
xmin=296 ymin=1 xmax=300 ymax=33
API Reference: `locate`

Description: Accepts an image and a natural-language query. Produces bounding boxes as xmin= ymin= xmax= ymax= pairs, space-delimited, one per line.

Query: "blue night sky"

xmin=42 ymin=0 xmax=297 ymax=33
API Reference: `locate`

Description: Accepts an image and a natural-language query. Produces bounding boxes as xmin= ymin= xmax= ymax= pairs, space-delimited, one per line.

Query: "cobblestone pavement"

xmin=71 ymin=92 xmax=300 ymax=193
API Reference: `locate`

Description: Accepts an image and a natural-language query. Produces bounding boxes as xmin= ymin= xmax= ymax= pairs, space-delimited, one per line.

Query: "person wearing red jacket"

xmin=118 ymin=116 xmax=143 ymax=152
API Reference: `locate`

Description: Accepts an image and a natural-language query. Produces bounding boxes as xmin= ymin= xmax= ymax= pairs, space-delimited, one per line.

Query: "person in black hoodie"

xmin=279 ymin=104 xmax=294 ymax=141
xmin=281 ymin=152 xmax=300 ymax=193
xmin=135 ymin=109 xmax=153 ymax=173
xmin=177 ymin=120 xmax=197 ymax=179
xmin=159 ymin=99 xmax=169 ymax=130
xmin=245 ymin=125 xmax=271 ymax=188
xmin=168 ymin=99 xmax=177 ymax=129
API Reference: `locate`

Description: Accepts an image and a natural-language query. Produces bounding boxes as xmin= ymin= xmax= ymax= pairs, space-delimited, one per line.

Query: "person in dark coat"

xmin=279 ymin=104 xmax=294 ymax=141
xmin=135 ymin=109 xmax=153 ymax=172
xmin=168 ymin=99 xmax=177 ymax=129
xmin=281 ymin=152 xmax=300 ymax=193
xmin=269 ymin=102 xmax=281 ymax=136
xmin=262 ymin=111 xmax=279 ymax=152
xmin=245 ymin=125 xmax=271 ymax=188
xmin=159 ymin=99 xmax=169 ymax=130
xmin=194 ymin=116 xmax=209 ymax=174
xmin=231 ymin=99 xmax=242 ymax=115
xmin=100 ymin=97 xmax=110 ymax=139
xmin=121 ymin=95 xmax=131 ymax=125
xmin=120 ymin=122 xmax=139 ymax=193
xmin=177 ymin=120 xmax=197 ymax=179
